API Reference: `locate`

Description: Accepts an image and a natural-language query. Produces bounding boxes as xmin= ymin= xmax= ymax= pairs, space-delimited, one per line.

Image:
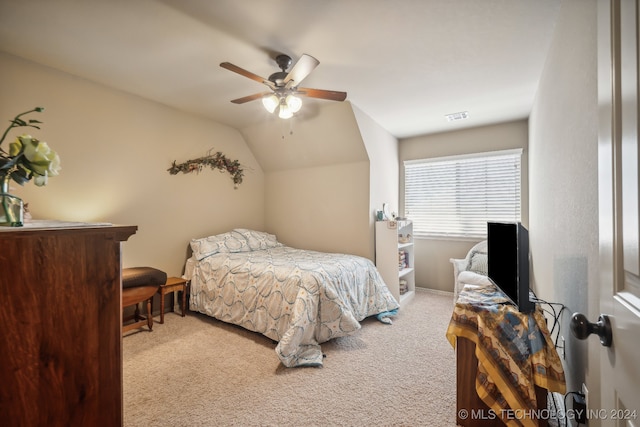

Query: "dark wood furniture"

xmin=122 ymin=267 xmax=167 ymax=333
xmin=122 ymin=285 xmax=157 ymax=332
xmin=0 ymin=221 xmax=136 ymax=427
xmin=158 ymin=276 xmax=189 ymax=324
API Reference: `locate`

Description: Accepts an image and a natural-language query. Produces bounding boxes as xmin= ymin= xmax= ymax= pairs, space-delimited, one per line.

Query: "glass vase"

xmin=0 ymin=175 xmax=24 ymax=227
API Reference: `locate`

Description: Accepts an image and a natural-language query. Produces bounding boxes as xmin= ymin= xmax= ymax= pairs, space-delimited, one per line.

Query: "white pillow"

xmin=190 ymin=231 xmax=250 ymax=260
xmin=233 ymin=228 xmax=280 ymax=250
xmin=458 ymin=270 xmax=491 ymax=286
xmin=469 ymin=253 xmax=488 ymax=275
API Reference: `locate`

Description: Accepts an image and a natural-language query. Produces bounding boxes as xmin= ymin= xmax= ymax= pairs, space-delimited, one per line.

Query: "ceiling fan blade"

xmin=220 ymin=62 xmax=275 ymax=89
xmin=297 ymin=87 xmax=347 ymax=102
xmin=284 ymin=54 xmax=320 ymax=87
xmin=230 ymin=92 xmax=272 ymax=104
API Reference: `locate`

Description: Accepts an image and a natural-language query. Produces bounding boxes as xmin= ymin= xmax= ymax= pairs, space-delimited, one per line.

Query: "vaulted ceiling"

xmin=0 ymin=0 xmax=561 ymax=139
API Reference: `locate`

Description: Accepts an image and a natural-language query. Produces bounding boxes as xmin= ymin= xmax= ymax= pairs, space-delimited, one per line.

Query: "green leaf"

xmin=9 ymin=169 xmax=29 ymax=185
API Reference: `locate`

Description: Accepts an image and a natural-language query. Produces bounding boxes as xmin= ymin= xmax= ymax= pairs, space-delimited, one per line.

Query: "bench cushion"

xmin=122 ymin=267 xmax=167 ymax=289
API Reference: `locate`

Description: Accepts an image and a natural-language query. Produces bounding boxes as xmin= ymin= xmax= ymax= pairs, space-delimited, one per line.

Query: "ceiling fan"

xmin=220 ymin=54 xmax=347 ymax=119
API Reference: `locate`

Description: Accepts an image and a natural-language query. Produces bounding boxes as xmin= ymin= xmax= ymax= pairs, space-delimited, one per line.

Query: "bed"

xmin=183 ymin=229 xmax=400 ymax=367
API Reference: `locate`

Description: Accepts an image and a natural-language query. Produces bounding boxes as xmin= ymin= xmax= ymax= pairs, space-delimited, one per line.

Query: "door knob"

xmin=570 ymin=313 xmax=612 ymax=347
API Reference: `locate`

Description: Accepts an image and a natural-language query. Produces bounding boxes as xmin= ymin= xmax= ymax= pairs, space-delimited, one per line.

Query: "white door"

xmin=597 ymin=0 xmax=640 ymax=425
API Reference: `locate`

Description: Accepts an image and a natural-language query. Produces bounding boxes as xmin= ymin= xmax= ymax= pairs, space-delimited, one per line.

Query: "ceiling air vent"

xmin=445 ymin=111 xmax=469 ymax=122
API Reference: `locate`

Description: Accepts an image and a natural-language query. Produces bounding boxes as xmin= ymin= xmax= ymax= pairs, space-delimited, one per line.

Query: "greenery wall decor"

xmin=168 ymin=149 xmax=244 ymax=188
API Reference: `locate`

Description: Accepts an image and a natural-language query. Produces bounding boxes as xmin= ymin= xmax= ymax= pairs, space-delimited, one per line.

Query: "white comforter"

xmin=184 ymin=245 xmax=399 ymax=367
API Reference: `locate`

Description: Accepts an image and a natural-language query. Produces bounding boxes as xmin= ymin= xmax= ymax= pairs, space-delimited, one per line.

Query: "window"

xmin=404 ymin=149 xmax=522 ymax=239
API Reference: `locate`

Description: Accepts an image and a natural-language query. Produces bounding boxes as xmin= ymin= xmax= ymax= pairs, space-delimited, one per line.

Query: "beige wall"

xmin=352 ymin=104 xmax=399 ymax=259
xmin=529 ymin=0 xmax=598 ymax=399
xmin=241 ymin=102 xmax=368 ymax=172
xmin=0 ymin=52 xmax=265 ymax=277
xmin=244 ymin=102 xmax=371 ymax=258
xmin=247 ymin=101 xmax=397 ymax=261
xmin=265 ymin=161 xmax=371 ymax=258
xmin=399 ymin=120 xmax=529 ymax=292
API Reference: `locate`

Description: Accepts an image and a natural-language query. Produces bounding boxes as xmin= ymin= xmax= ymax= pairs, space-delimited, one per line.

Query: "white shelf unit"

xmin=375 ymin=219 xmax=415 ymax=304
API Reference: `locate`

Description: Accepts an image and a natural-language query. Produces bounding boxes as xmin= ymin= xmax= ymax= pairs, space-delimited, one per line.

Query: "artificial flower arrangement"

xmin=0 ymin=107 xmax=61 ymax=226
xmin=0 ymin=107 xmax=61 ymax=186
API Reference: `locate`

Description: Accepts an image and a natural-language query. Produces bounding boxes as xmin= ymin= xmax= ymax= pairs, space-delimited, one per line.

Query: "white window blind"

xmin=404 ymin=149 xmax=522 ymax=239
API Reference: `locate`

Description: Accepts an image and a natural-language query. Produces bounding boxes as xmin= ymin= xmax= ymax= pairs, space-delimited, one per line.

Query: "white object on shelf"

xmin=375 ymin=219 xmax=415 ymax=305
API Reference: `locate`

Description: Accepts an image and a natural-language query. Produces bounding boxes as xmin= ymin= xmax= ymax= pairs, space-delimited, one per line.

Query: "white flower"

xmin=0 ymin=108 xmax=61 ymax=187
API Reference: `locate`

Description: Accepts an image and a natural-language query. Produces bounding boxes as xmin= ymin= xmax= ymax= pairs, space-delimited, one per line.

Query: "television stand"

xmin=446 ymin=280 xmax=566 ymax=427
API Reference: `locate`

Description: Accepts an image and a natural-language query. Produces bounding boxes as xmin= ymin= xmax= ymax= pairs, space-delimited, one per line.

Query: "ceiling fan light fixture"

xmin=222 ymin=54 xmax=347 ymax=118
xmin=278 ymin=102 xmax=293 ymax=119
xmin=285 ymin=94 xmax=302 ymax=113
xmin=262 ymin=94 xmax=279 ymax=113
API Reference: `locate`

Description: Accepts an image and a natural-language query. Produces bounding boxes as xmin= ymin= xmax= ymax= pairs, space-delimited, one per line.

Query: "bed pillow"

xmin=190 ymin=231 xmax=250 ymax=260
xmin=465 ymin=240 xmax=488 ymax=275
xmin=458 ymin=270 xmax=491 ymax=287
xmin=469 ymin=253 xmax=488 ymax=275
xmin=233 ymin=228 xmax=281 ymax=250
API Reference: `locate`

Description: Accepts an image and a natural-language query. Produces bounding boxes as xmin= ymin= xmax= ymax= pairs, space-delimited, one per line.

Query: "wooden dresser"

xmin=0 ymin=221 xmax=137 ymax=427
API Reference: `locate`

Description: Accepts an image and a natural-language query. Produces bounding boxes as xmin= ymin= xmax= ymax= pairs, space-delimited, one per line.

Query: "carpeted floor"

xmin=123 ymin=289 xmax=458 ymax=426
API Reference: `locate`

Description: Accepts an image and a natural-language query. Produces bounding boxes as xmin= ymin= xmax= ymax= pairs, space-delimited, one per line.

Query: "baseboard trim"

xmin=415 ymin=287 xmax=454 ymax=297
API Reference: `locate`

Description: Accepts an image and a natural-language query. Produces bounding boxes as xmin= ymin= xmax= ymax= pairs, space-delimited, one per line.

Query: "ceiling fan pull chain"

xmin=279 ymin=116 xmax=295 ymax=139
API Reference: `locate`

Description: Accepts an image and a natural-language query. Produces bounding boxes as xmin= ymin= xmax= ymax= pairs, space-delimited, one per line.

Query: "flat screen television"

xmin=487 ymin=221 xmax=534 ymax=313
